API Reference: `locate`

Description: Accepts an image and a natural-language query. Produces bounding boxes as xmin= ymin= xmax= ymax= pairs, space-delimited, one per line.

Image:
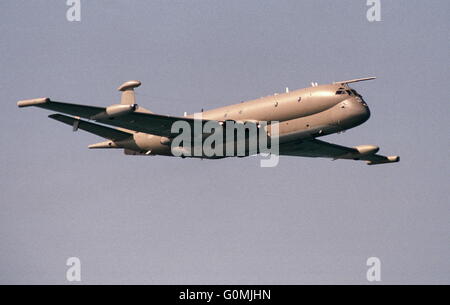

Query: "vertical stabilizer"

xmin=118 ymin=80 xmax=141 ymax=105
xmin=117 ymin=80 xmax=152 ymax=113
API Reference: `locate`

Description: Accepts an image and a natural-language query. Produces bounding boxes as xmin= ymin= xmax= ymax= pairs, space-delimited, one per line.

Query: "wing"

xmin=48 ymin=114 xmax=132 ymax=141
xmin=279 ymin=139 xmax=399 ymax=165
xmin=18 ymin=98 xmax=208 ymax=138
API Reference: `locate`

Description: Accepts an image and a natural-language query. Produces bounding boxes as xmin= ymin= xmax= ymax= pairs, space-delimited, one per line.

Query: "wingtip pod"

xmin=367 ymin=155 xmax=400 ymax=165
xmin=17 ymin=97 xmax=49 ymax=108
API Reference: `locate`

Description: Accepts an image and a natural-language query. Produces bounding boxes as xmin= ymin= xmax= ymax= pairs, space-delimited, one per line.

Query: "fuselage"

xmin=128 ymin=83 xmax=371 ymax=156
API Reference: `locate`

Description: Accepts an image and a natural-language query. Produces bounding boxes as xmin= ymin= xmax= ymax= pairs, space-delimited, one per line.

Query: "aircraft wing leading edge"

xmin=279 ymin=139 xmax=399 ymax=165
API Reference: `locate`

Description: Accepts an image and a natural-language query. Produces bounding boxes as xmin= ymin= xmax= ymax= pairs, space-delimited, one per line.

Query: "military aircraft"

xmin=17 ymin=77 xmax=399 ymax=165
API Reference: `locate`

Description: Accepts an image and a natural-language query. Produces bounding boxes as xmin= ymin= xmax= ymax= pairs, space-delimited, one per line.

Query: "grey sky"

xmin=0 ymin=0 xmax=448 ymax=284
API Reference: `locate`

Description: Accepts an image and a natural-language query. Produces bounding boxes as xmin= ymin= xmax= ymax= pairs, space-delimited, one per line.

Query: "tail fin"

xmin=117 ymin=80 xmax=152 ymax=113
xmin=118 ymin=80 xmax=140 ymax=105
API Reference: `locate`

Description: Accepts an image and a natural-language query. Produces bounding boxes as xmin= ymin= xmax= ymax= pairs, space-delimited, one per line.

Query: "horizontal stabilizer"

xmin=17 ymin=97 xmax=50 ymax=108
xmin=48 ymin=114 xmax=132 ymax=141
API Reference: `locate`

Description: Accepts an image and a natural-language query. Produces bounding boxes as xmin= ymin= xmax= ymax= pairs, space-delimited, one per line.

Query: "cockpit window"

xmin=346 ymin=90 xmax=354 ymax=96
xmin=335 ymin=90 xmax=346 ymax=95
xmin=351 ymin=89 xmax=361 ymax=97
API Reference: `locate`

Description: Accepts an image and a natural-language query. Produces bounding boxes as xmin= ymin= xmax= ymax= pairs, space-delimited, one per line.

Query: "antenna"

xmin=333 ymin=77 xmax=376 ymax=85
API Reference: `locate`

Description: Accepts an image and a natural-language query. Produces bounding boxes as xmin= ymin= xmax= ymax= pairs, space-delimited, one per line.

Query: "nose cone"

xmin=349 ymin=98 xmax=370 ymax=123
xmin=337 ymin=98 xmax=371 ymax=128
